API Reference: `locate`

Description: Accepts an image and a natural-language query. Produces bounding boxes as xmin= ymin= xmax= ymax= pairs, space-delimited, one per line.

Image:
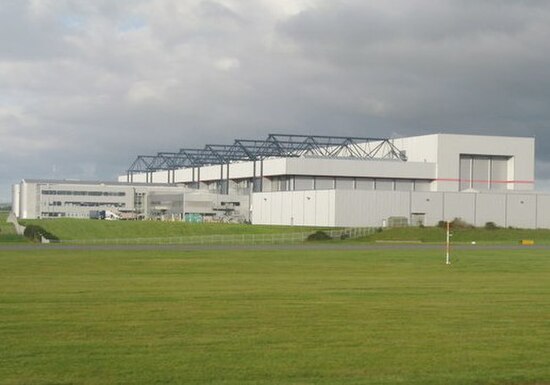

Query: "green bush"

xmin=437 ymin=218 xmax=473 ymax=229
xmin=307 ymin=231 xmax=332 ymax=241
xmin=485 ymin=222 xmax=499 ymax=230
xmin=24 ymin=225 xmax=59 ymax=242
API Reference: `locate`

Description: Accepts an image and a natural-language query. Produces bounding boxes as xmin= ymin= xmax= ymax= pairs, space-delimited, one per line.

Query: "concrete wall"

xmin=334 ymin=191 xmax=411 ymax=227
xmin=252 ymin=190 xmax=336 ymax=226
xmin=252 ymin=189 xmax=550 ymax=229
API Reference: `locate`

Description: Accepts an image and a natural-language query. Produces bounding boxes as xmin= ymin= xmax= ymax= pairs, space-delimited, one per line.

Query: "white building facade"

xmin=13 ymin=180 xmax=249 ymax=221
xmin=14 ymin=133 xmax=546 ymax=228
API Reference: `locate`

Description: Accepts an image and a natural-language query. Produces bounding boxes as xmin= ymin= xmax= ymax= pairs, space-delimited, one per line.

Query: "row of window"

xmin=46 ymin=201 xmax=126 ymax=208
xmin=40 ymin=212 xmax=88 ymax=218
xmin=42 ymin=190 xmax=126 ymax=197
xmin=269 ymin=177 xmax=432 ymax=192
xmin=190 ymin=177 xmax=432 ymax=193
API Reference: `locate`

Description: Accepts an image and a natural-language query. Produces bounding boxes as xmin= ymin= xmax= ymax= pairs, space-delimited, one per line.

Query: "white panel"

xmin=314 ymin=191 xmax=330 ymax=226
xmin=475 ymin=194 xmax=506 ymax=227
xmin=334 ymin=191 xmax=410 ymax=227
xmin=303 ymin=191 xmax=316 ymax=225
xmin=12 ymin=184 xmax=20 ymax=218
xmin=374 ymin=191 xmax=410 ymax=226
xmin=199 ymin=165 xmax=224 ymax=181
xmin=270 ymin=192 xmax=283 ymax=225
xmin=227 ymin=162 xmax=254 ymax=179
xmin=506 ymin=194 xmax=536 ymax=229
xmin=285 ymin=157 xmax=436 ymax=180
xmin=328 ymin=190 xmax=336 ymax=226
xmin=177 ymin=168 xmax=193 ymax=183
xmin=536 ymin=195 xmax=550 ymax=228
xmin=410 ymin=192 xmax=443 ymax=226
xmin=152 ymin=171 xmax=169 ymax=183
xmin=261 ymin=158 xmax=287 ymax=176
xmin=131 ymin=173 xmax=147 ymax=183
xmin=291 ymin=192 xmax=305 ymax=226
xmin=443 ymin=192 xmax=476 ymax=224
xmin=19 ymin=182 xmax=28 ymax=219
xmin=281 ymin=191 xmax=293 ymax=225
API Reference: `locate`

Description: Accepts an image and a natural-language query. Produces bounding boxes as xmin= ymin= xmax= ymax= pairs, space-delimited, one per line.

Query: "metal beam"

xmin=127 ymin=133 xmax=407 ymax=173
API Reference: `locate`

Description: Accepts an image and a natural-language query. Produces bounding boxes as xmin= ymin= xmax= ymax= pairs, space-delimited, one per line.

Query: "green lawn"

xmin=0 ymin=248 xmax=548 ymax=385
xmin=20 ymin=219 xmax=324 ymax=240
xmin=359 ymin=226 xmax=550 ymax=244
xmin=0 ymin=211 xmax=25 ymax=243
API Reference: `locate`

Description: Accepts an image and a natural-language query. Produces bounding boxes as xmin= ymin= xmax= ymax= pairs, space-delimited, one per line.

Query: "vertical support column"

xmin=252 ymin=161 xmax=257 ymax=192
xmin=220 ymin=164 xmax=224 ymax=194
xmin=226 ymin=162 xmax=230 ymax=194
xmin=260 ymin=160 xmax=264 ymax=192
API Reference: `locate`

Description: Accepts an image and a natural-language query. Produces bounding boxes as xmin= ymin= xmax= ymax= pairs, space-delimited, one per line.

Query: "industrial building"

xmin=13 ymin=180 xmax=248 ymax=221
xmin=13 ymin=132 xmax=550 ymax=229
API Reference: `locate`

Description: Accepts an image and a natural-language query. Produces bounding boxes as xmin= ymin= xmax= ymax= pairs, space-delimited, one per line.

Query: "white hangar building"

xmin=13 ymin=133 xmax=550 ymax=228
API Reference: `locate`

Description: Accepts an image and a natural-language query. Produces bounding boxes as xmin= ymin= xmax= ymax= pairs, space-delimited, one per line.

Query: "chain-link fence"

xmin=55 ymin=227 xmax=375 ymax=245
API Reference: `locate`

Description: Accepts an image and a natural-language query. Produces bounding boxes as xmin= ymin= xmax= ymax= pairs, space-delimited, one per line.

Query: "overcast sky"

xmin=2 ymin=0 xmax=550 ymax=202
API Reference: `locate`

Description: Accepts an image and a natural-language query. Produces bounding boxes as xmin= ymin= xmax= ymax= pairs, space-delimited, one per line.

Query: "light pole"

xmin=446 ymin=221 xmax=451 ymax=265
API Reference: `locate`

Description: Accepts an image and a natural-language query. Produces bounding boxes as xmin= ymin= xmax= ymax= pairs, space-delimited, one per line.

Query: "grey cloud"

xmin=2 ymin=0 xmax=550 ymax=201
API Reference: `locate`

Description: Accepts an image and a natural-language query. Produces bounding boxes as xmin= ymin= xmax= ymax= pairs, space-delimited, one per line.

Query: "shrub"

xmin=307 ymin=230 xmax=332 ymax=241
xmin=485 ymin=221 xmax=498 ymax=230
xmin=450 ymin=217 xmax=474 ymax=229
xmin=24 ymin=225 xmax=59 ymax=242
xmin=438 ymin=218 xmax=473 ymax=229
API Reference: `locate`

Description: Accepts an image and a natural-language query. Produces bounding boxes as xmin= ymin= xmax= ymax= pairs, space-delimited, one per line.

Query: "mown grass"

xmin=19 ymin=218 xmax=324 ymax=240
xmin=0 ymin=248 xmax=548 ymax=385
xmin=0 ymin=211 xmax=25 ymax=243
xmin=358 ymin=226 xmax=550 ymax=244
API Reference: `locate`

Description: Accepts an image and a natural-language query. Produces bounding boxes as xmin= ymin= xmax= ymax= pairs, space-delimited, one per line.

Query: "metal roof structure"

xmin=127 ymin=134 xmax=407 ymax=173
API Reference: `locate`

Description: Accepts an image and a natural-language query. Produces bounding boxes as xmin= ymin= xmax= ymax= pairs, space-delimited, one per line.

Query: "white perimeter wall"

xmin=252 ymin=190 xmax=336 ymax=226
xmin=252 ymin=190 xmax=550 ymax=229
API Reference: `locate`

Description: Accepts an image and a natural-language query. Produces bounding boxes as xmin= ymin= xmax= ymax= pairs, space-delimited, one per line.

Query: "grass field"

xmin=359 ymin=226 xmax=550 ymax=245
xmin=19 ymin=219 xmax=325 ymax=241
xmin=0 ymin=247 xmax=548 ymax=385
xmin=0 ymin=211 xmax=25 ymax=243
